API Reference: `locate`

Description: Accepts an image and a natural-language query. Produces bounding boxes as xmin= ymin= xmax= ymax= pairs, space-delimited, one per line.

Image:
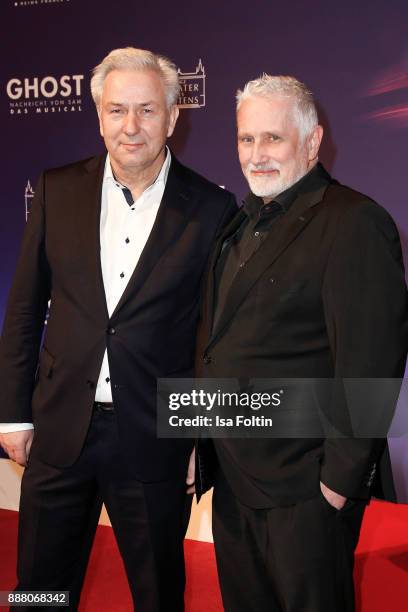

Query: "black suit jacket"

xmin=196 ymin=164 xmax=407 ymax=507
xmin=0 ymin=153 xmax=237 ymax=480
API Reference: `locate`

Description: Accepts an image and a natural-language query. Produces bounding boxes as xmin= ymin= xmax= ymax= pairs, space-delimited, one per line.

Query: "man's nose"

xmin=123 ymin=112 xmax=140 ymax=136
xmin=251 ymin=141 xmax=269 ymax=165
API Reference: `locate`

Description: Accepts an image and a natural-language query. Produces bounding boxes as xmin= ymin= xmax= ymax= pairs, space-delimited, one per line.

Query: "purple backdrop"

xmin=1 ymin=0 xmax=407 ymax=499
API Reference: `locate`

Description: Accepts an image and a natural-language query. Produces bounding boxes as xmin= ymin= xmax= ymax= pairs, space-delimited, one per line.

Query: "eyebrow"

xmin=106 ymin=101 xmax=156 ymax=107
xmin=238 ymin=131 xmax=281 ymax=138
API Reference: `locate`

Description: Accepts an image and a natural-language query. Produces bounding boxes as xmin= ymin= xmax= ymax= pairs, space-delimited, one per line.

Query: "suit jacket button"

xmin=203 ymin=354 xmax=212 ymax=364
xmin=107 ymin=327 xmax=116 ymax=335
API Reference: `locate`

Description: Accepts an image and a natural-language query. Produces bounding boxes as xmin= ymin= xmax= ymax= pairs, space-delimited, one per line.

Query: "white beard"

xmin=243 ymin=162 xmax=308 ymax=200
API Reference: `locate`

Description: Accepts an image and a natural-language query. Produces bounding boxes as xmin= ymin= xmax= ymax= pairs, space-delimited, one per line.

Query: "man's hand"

xmin=320 ymin=480 xmax=347 ymax=510
xmin=186 ymin=447 xmax=195 ymax=494
xmin=0 ymin=430 xmax=34 ymax=467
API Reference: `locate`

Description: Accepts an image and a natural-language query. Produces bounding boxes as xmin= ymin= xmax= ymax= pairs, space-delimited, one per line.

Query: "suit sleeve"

xmin=195 ymin=193 xmax=238 ymax=500
xmin=197 ymin=192 xmax=238 ymax=313
xmin=216 ymin=193 xmax=239 ymax=237
xmin=0 ymin=172 xmax=51 ymax=422
xmin=320 ymin=200 xmax=408 ymax=498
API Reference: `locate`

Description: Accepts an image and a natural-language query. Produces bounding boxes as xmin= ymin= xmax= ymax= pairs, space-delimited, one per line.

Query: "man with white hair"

xmin=196 ymin=75 xmax=407 ymax=611
xmin=0 ymin=47 xmax=236 ymax=610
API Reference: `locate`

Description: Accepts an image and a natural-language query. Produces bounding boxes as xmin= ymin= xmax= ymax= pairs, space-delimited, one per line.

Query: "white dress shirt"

xmin=0 ymin=148 xmax=171 ymax=432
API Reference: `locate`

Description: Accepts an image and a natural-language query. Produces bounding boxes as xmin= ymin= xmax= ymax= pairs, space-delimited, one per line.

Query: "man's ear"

xmin=97 ymin=104 xmax=104 ymax=138
xmin=167 ymin=105 xmax=179 ymax=138
xmin=307 ymin=124 xmax=323 ymax=162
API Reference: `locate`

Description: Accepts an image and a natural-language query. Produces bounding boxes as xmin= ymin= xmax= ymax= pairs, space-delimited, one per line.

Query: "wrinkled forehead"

xmin=237 ymin=94 xmax=298 ymax=131
xmin=101 ymin=68 xmax=166 ymax=102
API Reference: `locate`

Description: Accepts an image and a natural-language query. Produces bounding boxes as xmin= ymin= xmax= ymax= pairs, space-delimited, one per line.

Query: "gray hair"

xmin=91 ymin=47 xmax=180 ymax=108
xmin=236 ymin=74 xmax=318 ymax=140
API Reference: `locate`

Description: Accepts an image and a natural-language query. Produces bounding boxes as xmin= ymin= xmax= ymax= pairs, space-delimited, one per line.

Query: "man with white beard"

xmin=196 ymin=75 xmax=408 ymax=611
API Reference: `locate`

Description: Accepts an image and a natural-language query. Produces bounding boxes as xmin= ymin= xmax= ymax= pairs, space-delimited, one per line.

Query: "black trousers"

xmin=14 ymin=408 xmax=192 ymax=612
xmin=212 ymin=471 xmax=366 ymax=612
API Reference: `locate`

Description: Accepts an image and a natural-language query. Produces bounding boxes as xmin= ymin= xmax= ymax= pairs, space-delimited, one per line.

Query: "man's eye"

xmin=269 ymin=135 xmax=280 ymax=142
xmin=239 ymin=137 xmax=253 ymax=144
xmin=110 ymin=109 xmax=122 ymax=114
xmin=142 ymin=108 xmax=153 ymax=115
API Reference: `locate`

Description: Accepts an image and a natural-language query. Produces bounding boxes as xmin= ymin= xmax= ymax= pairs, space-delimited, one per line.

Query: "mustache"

xmin=246 ymin=162 xmax=280 ymax=172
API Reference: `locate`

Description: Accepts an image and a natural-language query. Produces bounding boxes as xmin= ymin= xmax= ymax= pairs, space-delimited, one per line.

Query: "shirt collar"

xmin=103 ymin=146 xmax=171 ymax=193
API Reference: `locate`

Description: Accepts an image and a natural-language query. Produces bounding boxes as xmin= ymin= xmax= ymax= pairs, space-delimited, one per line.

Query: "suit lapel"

xmin=111 ymin=156 xmax=193 ymax=318
xmin=78 ymin=155 xmax=108 ymax=320
xmin=206 ymin=181 xmax=330 ymax=350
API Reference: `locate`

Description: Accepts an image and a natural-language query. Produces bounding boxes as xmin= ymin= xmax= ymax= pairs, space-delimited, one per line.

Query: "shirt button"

xmin=107 ymin=327 xmax=116 ymax=335
xmin=203 ymin=354 xmax=212 ymax=364
xmin=125 ymin=238 xmax=130 ymax=244
xmin=239 ymin=262 xmax=245 ymax=268
xmin=254 ymin=231 xmax=260 ymax=237
xmin=120 ymin=272 xmax=125 ymax=278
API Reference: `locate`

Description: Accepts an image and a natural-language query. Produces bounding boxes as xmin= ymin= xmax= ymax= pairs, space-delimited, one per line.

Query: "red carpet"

xmin=1 ymin=501 xmax=407 ymax=611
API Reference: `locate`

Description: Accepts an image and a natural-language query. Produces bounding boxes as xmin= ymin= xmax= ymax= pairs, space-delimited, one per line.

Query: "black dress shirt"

xmin=213 ymin=163 xmax=323 ymax=330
